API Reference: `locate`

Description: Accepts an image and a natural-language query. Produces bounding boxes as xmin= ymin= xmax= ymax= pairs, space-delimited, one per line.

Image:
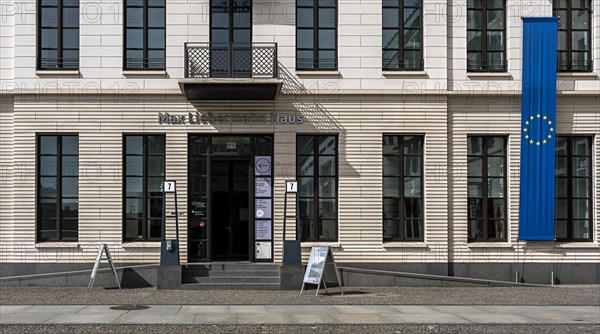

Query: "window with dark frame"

xmin=297 ymin=135 xmax=338 ymax=241
xmin=553 ymin=0 xmax=592 ymax=72
xmin=38 ymin=0 xmax=79 ymax=69
xmin=382 ymin=0 xmax=423 ymax=71
xmin=467 ymin=0 xmax=506 ymax=72
xmin=383 ymin=135 xmax=424 ymax=241
xmin=37 ymin=135 xmax=79 ymax=241
xmin=124 ymin=0 xmax=166 ymax=70
xmin=467 ymin=136 xmax=507 ymax=242
xmin=555 ymin=136 xmax=593 ymax=241
xmin=296 ymin=0 xmax=337 ymax=70
xmin=123 ymin=135 xmax=166 ymax=241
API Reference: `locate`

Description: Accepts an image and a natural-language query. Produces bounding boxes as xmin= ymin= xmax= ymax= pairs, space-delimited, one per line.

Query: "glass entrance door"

xmin=210 ymin=0 xmax=252 ymax=77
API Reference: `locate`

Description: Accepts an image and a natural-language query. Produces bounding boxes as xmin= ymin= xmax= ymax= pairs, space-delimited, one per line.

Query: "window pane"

xmin=127 ymin=8 xmax=143 ymax=27
xmin=404 ymin=156 xmax=421 ymax=176
xmin=62 ymin=177 xmax=78 ymax=197
xmin=147 ymin=219 xmax=162 ymax=239
xmin=488 ymin=220 xmax=505 ymax=239
xmin=572 ymin=157 xmax=589 ymax=176
xmin=124 ymin=219 xmax=143 ymax=239
xmin=573 ymin=220 xmax=590 ymax=239
xmin=572 ymin=199 xmax=589 ymax=219
xmin=61 ymin=219 xmax=78 ymax=239
xmin=468 ymin=219 xmax=484 ymax=240
xmin=61 ymin=136 xmax=78 ymax=155
xmin=297 ymin=29 xmax=314 ymax=49
xmin=318 ymin=29 xmax=335 ymax=49
xmin=318 ymin=136 xmax=336 ymax=155
xmin=487 ymin=10 xmax=504 ymax=29
xmin=126 ymin=29 xmax=143 ymax=49
xmin=297 ymin=156 xmax=314 ymax=176
xmin=382 ymin=9 xmax=398 ymax=28
xmin=319 ymin=156 xmax=336 ymax=176
xmin=42 ymin=8 xmax=58 ymax=27
xmin=572 ymin=137 xmax=590 ymax=156
xmin=487 ymin=31 xmax=503 ymax=51
xmin=147 ymin=156 xmax=164 ymax=176
xmin=318 ymin=8 xmax=335 ymax=28
xmin=555 ymin=178 xmax=567 ymax=198
xmin=62 ymin=156 xmax=78 ymax=176
xmin=297 ymin=8 xmax=313 ymax=28
xmin=384 ymin=219 xmax=400 ymax=239
xmin=298 ymin=198 xmax=314 ymax=219
xmin=62 ymin=29 xmax=79 ymax=49
xmin=297 ymin=136 xmax=314 ymax=155
xmin=126 ymin=156 xmax=143 ymax=176
xmin=126 ymin=50 xmax=144 ymax=69
xmin=573 ymin=178 xmax=589 ymax=198
xmin=125 ymin=198 xmax=143 ymax=219
xmin=558 ymin=31 xmax=567 ymax=50
xmin=555 ymin=157 xmax=567 ymax=176
xmin=404 ymin=177 xmax=421 ymax=197
xmin=126 ymin=136 xmax=143 ymax=155
xmin=147 ymin=197 xmax=163 ymax=218
xmin=148 ymin=8 xmax=165 ymax=28
xmin=404 ymin=219 xmax=422 ymax=239
xmin=40 ymin=177 xmax=57 ymax=197
xmin=63 ymin=7 xmax=78 ymax=27
xmin=487 ymin=157 xmax=504 ymax=177
xmin=488 ymin=199 xmax=505 ymax=219
xmin=318 ymin=51 xmax=336 ymax=69
xmin=467 ymin=52 xmax=482 ymax=70
xmin=467 ymin=9 xmax=481 ymax=29
xmin=403 ymin=8 xmax=420 ymax=28
xmin=318 ymin=177 xmax=336 ymax=197
xmin=571 ymin=10 xmax=589 ymax=29
xmin=298 ymin=177 xmax=314 ymax=197
xmin=39 ymin=220 xmax=57 ymax=241
xmin=555 ymin=220 xmax=568 ymax=239
xmin=572 ymin=31 xmax=588 ymax=51
xmin=467 ymin=178 xmax=483 ymax=198
xmin=404 ymin=198 xmax=422 ymax=218
xmin=148 ymin=177 xmax=164 ymax=193
xmin=488 ymin=0 xmax=504 ymax=9
xmin=319 ymin=198 xmax=336 ymax=218
xmin=146 ymin=136 xmax=164 ymax=155
xmin=383 ymin=156 xmax=399 ymax=176
xmin=320 ymin=219 xmax=337 ymax=239
xmin=404 ymin=136 xmax=422 ymax=155
xmin=382 ymin=48 xmax=398 ymax=67
xmin=382 ymin=30 xmax=399 ymax=49
xmin=404 ymin=29 xmax=421 ymax=49
xmin=555 ymin=199 xmax=568 ymax=219
xmin=467 ymin=198 xmax=483 ymax=219
xmin=468 ymin=137 xmax=483 ymax=155
xmin=40 ymin=198 xmax=57 ymax=219
xmin=126 ymin=177 xmax=143 ymax=197
xmin=487 ymin=137 xmax=504 ymax=155
xmin=383 ymin=177 xmax=399 ymax=197
xmin=148 ymin=29 xmax=165 ymax=49
xmin=147 ymin=50 xmax=165 ymax=69
xmin=41 ymin=29 xmax=58 ymax=48
xmin=383 ymin=198 xmax=399 ymax=219
xmin=61 ymin=198 xmax=78 ymax=219
xmin=467 ymin=157 xmax=482 ymax=176
xmin=488 ymin=178 xmax=504 ymax=198
xmin=296 ymin=50 xmax=314 ymax=69
xmin=467 ymin=31 xmax=481 ymax=51
xmin=383 ymin=136 xmax=400 ymax=155
xmin=40 ymin=156 xmax=57 ymax=176
xmin=233 ymin=29 xmax=250 ymax=44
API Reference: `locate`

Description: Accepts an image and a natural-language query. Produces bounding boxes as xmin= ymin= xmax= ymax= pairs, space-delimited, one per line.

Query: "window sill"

xmin=295 ymin=70 xmax=340 ymax=77
xmin=467 ymin=72 xmax=512 ymax=79
xmin=122 ymin=241 xmax=161 ymax=248
xmin=35 ymin=242 xmax=79 ymax=249
xmin=383 ymin=241 xmax=427 ymax=248
xmin=36 ymin=70 xmax=80 ymax=77
xmin=301 ymin=242 xmax=341 ymax=249
xmin=382 ymin=71 xmax=427 ymax=79
xmin=123 ymin=70 xmax=167 ymax=77
xmin=554 ymin=242 xmax=599 ymax=249
xmin=557 ymin=72 xmax=598 ymax=79
xmin=468 ymin=242 xmax=512 ymax=248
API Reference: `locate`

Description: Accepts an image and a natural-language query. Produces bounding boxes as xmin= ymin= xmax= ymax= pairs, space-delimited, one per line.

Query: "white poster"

xmin=254 ymin=156 xmax=272 ymax=176
xmin=255 ymin=220 xmax=272 ymax=240
xmin=255 ymin=177 xmax=272 ymax=197
xmin=255 ymin=241 xmax=272 ymax=259
xmin=255 ymin=198 xmax=272 ymax=219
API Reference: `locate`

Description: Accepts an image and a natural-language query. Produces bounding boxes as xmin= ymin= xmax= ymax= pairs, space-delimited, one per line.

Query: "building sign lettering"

xmin=158 ymin=112 xmax=304 ymax=125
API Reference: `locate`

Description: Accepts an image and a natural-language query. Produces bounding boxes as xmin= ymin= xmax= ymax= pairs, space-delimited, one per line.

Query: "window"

xmin=382 ymin=0 xmax=423 ymax=70
xmin=467 ymin=0 xmax=505 ymax=72
xmin=555 ymin=136 xmax=593 ymax=241
xmin=553 ymin=0 xmax=592 ymax=72
xmin=37 ymin=135 xmax=79 ymax=241
xmin=38 ymin=0 xmax=79 ymax=69
xmin=296 ymin=0 xmax=337 ymax=70
xmin=297 ymin=135 xmax=338 ymax=241
xmin=383 ymin=135 xmax=424 ymax=241
xmin=124 ymin=0 xmax=166 ymax=69
xmin=123 ymin=135 xmax=166 ymax=240
xmin=467 ymin=136 xmax=507 ymax=241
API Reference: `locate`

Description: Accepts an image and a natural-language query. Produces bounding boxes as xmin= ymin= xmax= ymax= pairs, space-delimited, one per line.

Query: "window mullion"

xmin=482 ymin=140 xmax=488 ymax=240
xmin=398 ymin=5 xmax=403 ymax=68
xmin=142 ymin=137 xmax=148 ymax=239
xmin=56 ymin=137 xmax=62 ymax=240
xmin=399 ymin=137 xmax=404 ymax=240
xmin=314 ymin=2 xmax=318 ymax=68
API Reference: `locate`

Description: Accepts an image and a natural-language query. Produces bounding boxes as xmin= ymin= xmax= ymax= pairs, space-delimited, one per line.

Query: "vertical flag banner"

xmin=519 ymin=17 xmax=558 ymax=240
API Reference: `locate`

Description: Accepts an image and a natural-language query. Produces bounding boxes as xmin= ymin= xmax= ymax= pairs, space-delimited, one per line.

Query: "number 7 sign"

xmin=164 ymin=181 xmax=176 ymax=193
xmin=286 ymin=180 xmax=297 ymax=193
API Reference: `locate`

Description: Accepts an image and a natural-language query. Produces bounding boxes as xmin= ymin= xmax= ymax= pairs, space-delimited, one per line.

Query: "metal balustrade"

xmin=185 ymin=42 xmax=278 ymax=79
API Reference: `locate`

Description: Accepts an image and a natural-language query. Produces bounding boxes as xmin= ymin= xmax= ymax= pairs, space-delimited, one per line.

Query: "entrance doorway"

xmin=211 ymin=159 xmax=249 ymax=260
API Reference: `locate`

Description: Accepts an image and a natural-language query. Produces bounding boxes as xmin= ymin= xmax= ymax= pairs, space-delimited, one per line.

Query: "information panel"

xmin=255 ymin=177 xmax=272 ymax=197
xmin=255 ymin=198 xmax=272 ymax=219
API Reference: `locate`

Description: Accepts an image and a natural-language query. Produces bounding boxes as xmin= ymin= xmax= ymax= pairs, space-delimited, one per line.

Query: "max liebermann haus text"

xmin=158 ymin=112 xmax=304 ymax=125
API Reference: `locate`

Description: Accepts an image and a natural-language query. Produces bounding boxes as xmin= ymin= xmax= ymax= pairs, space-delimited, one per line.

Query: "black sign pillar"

xmin=161 ymin=180 xmax=180 ymax=266
xmin=283 ymin=180 xmax=301 ymax=265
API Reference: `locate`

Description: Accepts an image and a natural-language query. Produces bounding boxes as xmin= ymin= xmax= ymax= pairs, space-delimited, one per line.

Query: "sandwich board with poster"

xmin=300 ymin=246 xmax=343 ymax=296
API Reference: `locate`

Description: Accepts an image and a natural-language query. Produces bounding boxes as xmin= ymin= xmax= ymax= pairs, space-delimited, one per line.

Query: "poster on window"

xmin=255 ymin=177 xmax=272 ymax=197
xmin=254 ymin=156 xmax=272 ymax=176
xmin=255 ymin=241 xmax=272 ymax=259
xmin=255 ymin=220 xmax=272 ymax=240
xmin=255 ymin=199 xmax=272 ymax=219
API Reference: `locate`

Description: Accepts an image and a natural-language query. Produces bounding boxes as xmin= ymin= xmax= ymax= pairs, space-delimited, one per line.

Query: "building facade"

xmin=0 ymin=0 xmax=599 ymax=284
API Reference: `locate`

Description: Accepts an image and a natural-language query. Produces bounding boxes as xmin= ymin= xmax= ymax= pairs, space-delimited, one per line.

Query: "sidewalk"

xmin=1 ymin=304 xmax=599 ymax=325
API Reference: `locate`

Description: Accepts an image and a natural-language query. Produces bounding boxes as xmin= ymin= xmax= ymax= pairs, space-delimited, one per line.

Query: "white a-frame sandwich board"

xmin=88 ymin=243 xmax=121 ymax=289
xmin=300 ymin=246 xmax=343 ymax=296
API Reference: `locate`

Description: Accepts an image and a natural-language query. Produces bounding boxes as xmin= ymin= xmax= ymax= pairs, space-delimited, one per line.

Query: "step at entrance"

xmin=182 ymin=262 xmax=280 ymax=290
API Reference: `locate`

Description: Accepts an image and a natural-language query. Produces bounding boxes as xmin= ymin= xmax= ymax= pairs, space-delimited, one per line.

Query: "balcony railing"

xmin=558 ymin=60 xmax=593 ymax=72
xmin=467 ymin=59 xmax=508 ymax=72
xmin=185 ymin=42 xmax=277 ymax=79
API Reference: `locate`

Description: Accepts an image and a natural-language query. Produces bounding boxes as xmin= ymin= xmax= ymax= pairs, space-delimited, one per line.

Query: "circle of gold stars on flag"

xmin=523 ymin=114 xmax=554 ymax=146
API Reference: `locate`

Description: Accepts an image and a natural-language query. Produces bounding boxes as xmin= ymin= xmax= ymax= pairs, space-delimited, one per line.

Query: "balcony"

xmin=179 ymin=42 xmax=283 ymax=100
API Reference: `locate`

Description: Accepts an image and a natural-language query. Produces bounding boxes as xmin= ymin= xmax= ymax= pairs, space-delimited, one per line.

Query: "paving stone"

xmin=457 ymin=313 xmax=540 ymax=324
xmin=77 ymin=306 xmax=128 ymax=314
xmin=236 ymin=313 xmax=292 ymax=324
xmin=429 ymin=305 xmax=489 ymax=314
xmin=24 ymin=305 xmax=86 ymax=313
xmin=130 ymin=305 xmax=182 ymax=314
xmin=329 ymin=313 xmax=392 ymax=324
xmin=0 ymin=305 xmax=31 ymax=314
xmin=114 ymin=313 xmax=195 ymax=324
xmin=333 ymin=305 xmax=397 ymax=314
xmin=289 ymin=313 xmax=337 ymax=324
xmin=265 ymin=305 xmax=339 ymax=314
xmin=45 ymin=313 xmax=123 ymax=324
xmin=179 ymin=305 xmax=229 ymax=314
xmin=0 ymin=312 xmax=61 ymax=324
xmin=382 ymin=313 xmax=472 ymax=324
xmin=524 ymin=311 xmax=600 ymax=324
xmin=229 ymin=305 xmax=267 ymax=313
xmin=193 ymin=313 xmax=237 ymax=324
xmin=391 ymin=306 xmax=438 ymax=314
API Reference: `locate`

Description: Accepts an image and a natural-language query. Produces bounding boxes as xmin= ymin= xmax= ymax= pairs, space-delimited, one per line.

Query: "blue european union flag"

xmin=519 ymin=18 xmax=558 ymax=240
